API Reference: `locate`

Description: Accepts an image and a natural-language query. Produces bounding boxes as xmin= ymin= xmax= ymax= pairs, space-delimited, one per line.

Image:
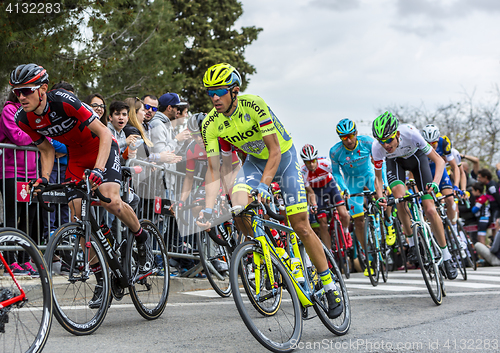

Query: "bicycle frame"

xmin=0 ymin=252 xmax=26 ymax=308
xmin=69 ymin=184 xmax=131 ymax=288
xmin=250 ymin=213 xmax=315 ymax=308
xmin=405 ymin=193 xmax=443 ymax=267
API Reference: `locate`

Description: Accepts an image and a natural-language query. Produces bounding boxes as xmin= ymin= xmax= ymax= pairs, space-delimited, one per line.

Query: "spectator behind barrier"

xmin=477 ymin=168 xmax=500 ymax=227
xmin=84 ymin=93 xmax=107 ymax=125
xmin=123 ymin=97 xmax=154 ymax=161
xmin=0 ymin=90 xmax=39 ymax=269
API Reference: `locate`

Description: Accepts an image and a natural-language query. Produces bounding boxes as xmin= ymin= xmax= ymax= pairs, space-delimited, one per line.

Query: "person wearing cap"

xmin=148 ymin=92 xmax=190 ymax=163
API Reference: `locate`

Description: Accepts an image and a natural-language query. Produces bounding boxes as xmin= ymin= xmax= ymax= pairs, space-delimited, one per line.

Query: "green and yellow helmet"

xmin=203 ymin=63 xmax=242 ymax=88
xmin=372 ymin=111 xmax=399 ymax=140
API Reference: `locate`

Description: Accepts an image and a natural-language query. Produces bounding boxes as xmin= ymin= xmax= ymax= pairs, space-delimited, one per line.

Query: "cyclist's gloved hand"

xmin=89 ymin=168 xmax=104 ymax=186
xmin=342 ymin=189 xmax=350 ymax=199
xmin=29 ymin=176 xmax=48 ymax=194
xmin=310 ymin=204 xmax=318 ymax=214
xmin=375 ymin=197 xmax=386 ymax=207
xmin=199 ymin=208 xmax=213 ymax=224
xmin=453 ymin=185 xmax=460 ymax=193
xmin=256 ymin=182 xmax=271 ymax=202
xmin=426 ymin=182 xmax=439 ymax=194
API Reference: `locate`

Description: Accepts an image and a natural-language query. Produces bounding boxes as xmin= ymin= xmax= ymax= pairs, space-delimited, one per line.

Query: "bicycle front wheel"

xmin=414 ymin=225 xmax=442 ymax=305
xmin=198 ymin=231 xmax=231 ymax=297
xmin=45 ymin=223 xmax=111 ymax=335
xmin=444 ymin=219 xmax=467 ymax=280
xmin=364 ymin=216 xmax=380 ymax=286
xmin=457 ymin=220 xmax=477 ymax=270
xmin=379 ymin=222 xmax=389 ymax=283
xmin=0 ymin=228 xmax=53 ymax=353
xmin=230 ymin=241 xmax=302 ymax=353
xmin=129 ymin=220 xmax=170 ymax=320
xmin=394 ymin=217 xmax=407 ymax=272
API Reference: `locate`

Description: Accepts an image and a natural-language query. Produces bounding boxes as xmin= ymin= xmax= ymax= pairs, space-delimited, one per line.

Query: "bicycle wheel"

xmin=444 ymin=219 xmax=467 ymax=280
xmin=230 ymin=241 xmax=302 ymax=353
xmin=364 ymin=216 xmax=380 ymax=286
xmin=330 ymin=220 xmax=346 ymax=278
xmin=457 ymin=220 xmax=477 ymax=270
xmin=0 ymin=228 xmax=53 ymax=353
xmin=129 ymin=220 xmax=170 ymax=320
xmin=304 ymin=243 xmax=351 ymax=336
xmin=45 ymin=223 xmax=111 ymax=335
xmin=394 ymin=217 xmax=407 ymax=272
xmin=379 ymin=221 xmax=389 ymax=283
xmin=413 ymin=224 xmax=442 ymax=305
xmin=238 ymin=242 xmax=282 ymax=317
xmin=198 ymin=231 xmax=231 ymax=297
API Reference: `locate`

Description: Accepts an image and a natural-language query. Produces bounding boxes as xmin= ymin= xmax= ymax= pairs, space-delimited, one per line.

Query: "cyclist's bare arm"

xmin=428 ymin=149 xmax=445 ymax=186
xmin=305 ymin=185 xmax=317 ymax=208
xmin=179 ymin=172 xmax=195 ymax=203
xmin=459 ymin=164 xmax=467 ymax=191
xmin=448 ymin=157 xmax=460 ymax=188
xmin=37 ymin=139 xmax=56 ymax=181
xmin=260 ymin=133 xmax=281 ymax=186
xmin=205 ymin=155 xmax=222 ymax=210
xmin=87 ymin=119 xmax=113 ymax=171
xmin=221 ymin=154 xmax=234 ymax=196
xmin=374 ymin=168 xmax=385 ymax=200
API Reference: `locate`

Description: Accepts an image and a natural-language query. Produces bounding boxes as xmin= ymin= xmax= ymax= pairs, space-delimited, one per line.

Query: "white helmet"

xmin=421 ymin=124 xmax=440 ymax=143
xmin=300 ymin=144 xmax=318 ymax=161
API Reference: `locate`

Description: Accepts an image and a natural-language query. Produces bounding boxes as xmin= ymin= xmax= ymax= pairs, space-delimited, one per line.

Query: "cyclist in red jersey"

xmin=11 ymin=64 xmax=152 ymax=305
xmin=299 ymin=144 xmax=350 ymax=251
xmin=176 ymin=113 xmax=241 ymax=215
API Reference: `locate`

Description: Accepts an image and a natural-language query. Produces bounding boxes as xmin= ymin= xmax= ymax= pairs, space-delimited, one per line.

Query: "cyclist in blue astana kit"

xmin=421 ymin=124 xmax=467 ymax=251
xmin=198 ymin=63 xmax=343 ymax=318
xmin=371 ymin=112 xmax=458 ymax=279
xmin=330 ymin=118 xmax=391 ymax=276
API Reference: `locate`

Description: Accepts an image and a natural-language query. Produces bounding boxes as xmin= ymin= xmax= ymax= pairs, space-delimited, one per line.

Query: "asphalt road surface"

xmin=43 ymin=266 xmax=500 ymax=353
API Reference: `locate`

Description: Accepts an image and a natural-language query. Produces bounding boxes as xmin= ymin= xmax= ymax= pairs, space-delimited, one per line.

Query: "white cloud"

xmin=235 ymin=0 xmax=500 ymax=156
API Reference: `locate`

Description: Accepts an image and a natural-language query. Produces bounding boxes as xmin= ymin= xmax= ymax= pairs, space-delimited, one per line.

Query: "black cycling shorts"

xmin=386 ymin=149 xmax=433 ymax=192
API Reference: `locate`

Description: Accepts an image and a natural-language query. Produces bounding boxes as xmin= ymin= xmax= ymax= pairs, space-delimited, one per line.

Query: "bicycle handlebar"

xmin=387 ymin=191 xmax=424 ymax=207
xmin=35 ymin=169 xmax=112 ymax=212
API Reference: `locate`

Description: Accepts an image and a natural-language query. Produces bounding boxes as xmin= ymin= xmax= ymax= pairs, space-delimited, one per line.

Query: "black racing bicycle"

xmin=43 ymin=168 xmax=169 ymax=335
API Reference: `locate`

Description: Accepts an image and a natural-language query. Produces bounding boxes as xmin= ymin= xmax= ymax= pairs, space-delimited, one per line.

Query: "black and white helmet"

xmin=9 ymin=63 xmax=49 ymax=86
xmin=300 ymin=144 xmax=318 ymax=161
xmin=187 ymin=113 xmax=206 ymax=134
xmin=421 ymin=124 xmax=440 ymax=143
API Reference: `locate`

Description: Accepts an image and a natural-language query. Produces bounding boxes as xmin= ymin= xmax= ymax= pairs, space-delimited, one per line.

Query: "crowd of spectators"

xmin=0 ymin=81 xmax=204 ymax=275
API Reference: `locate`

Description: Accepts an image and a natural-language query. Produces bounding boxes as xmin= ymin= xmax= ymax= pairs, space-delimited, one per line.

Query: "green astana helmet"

xmin=372 ymin=111 xmax=399 ymax=140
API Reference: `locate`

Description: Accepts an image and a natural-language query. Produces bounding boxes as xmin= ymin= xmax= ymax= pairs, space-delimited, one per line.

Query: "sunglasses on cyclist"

xmin=206 ymin=88 xmax=230 ymax=98
xmin=90 ymin=103 xmax=106 ymax=110
xmin=12 ymin=85 xmax=41 ymax=97
xmin=378 ymin=132 xmax=397 ymax=145
xmin=144 ymin=104 xmax=158 ymax=112
xmin=340 ymin=133 xmax=356 ymax=141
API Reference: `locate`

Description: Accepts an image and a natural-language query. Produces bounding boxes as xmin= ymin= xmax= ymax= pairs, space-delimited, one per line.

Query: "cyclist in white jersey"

xmin=371 ymin=112 xmax=458 ymax=279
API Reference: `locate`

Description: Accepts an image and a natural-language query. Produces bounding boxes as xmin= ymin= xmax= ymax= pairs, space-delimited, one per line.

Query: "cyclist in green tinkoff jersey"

xmin=371 ymin=112 xmax=458 ymax=280
xmin=197 ymin=63 xmax=343 ymax=318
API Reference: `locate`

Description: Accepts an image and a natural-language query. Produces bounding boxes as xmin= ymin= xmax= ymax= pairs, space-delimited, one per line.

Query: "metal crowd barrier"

xmin=0 ymin=143 xmax=208 ymax=277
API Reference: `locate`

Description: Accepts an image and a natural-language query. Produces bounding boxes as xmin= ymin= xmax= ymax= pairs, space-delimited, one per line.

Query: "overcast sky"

xmin=234 ymin=0 xmax=500 ymax=157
